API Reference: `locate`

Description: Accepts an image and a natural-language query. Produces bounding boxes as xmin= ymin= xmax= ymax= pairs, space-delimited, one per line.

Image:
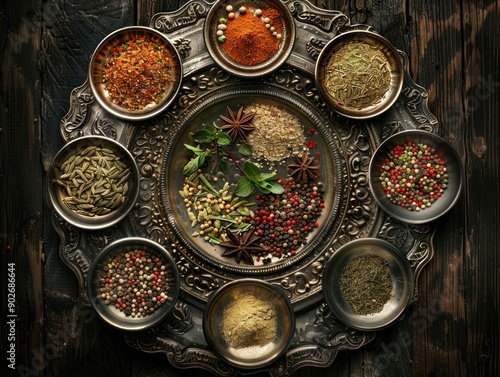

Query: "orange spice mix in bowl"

xmin=103 ymin=38 xmax=173 ymax=111
xmin=221 ymin=6 xmax=283 ymax=66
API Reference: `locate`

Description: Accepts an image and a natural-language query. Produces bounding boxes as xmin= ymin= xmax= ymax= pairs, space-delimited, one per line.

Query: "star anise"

xmin=219 ymin=106 xmax=255 ymax=142
xmin=220 ymin=229 xmax=265 ymax=265
xmin=288 ymin=152 xmax=320 ymax=183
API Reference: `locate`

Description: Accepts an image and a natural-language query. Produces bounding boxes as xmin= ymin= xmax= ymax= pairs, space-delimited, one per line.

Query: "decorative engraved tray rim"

xmin=55 ymin=1 xmax=438 ymax=376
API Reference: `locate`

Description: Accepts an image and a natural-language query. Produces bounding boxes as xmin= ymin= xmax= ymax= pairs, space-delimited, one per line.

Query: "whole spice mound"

xmin=221 ymin=6 xmax=283 ymax=66
xmin=98 ymin=249 xmax=172 ymax=318
xmin=245 ymin=103 xmax=305 ymax=161
xmin=379 ymin=141 xmax=448 ymax=211
xmin=54 ymin=145 xmax=131 ymax=217
xmin=339 ymin=255 xmax=393 ymax=315
xmin=323 ymin=41 xmax=391 ymax=109
xmin=221 ymin=293 xmax=277 ymax=349
xmin=252 ymin=179 xmax=325 ymax=261
xmin=103 ymin=38 xmax=172 ymax=111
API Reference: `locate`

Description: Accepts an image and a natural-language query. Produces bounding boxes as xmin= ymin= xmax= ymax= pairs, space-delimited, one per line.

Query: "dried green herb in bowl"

xmin=322 ymin=238 xmax=413 ymax=331
xmin=315 ymin=30 xmax=403 ymax=119
xmin=339 ymin=254 xmax=393 ymax=315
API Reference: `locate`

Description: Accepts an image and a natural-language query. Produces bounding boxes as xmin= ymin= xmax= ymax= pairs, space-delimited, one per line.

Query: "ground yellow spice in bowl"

xmin=203 ymin=279 xmax=295 ymax=369
xmin=221 ymin=293 xmax=277 ymax=349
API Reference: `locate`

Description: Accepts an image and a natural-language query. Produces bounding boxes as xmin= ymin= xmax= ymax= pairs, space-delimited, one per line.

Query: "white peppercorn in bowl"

xmin=48 ymin=136 xmax=140 ymax=230
xmin=203 ymin=279 xmax=295 ymax=369
xmin=86 ymin=237 xmax=180 ymax=331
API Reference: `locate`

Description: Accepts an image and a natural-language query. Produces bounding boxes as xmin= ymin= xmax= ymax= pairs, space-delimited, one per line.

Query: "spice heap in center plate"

xmin=217 ymin=4 xmax=284 ymax=65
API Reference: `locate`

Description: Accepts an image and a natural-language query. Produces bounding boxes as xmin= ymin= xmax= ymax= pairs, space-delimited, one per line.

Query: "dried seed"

xmin=54 ymin=145 xmax=132 ymax=217
xmin=77 ymin=203 xmax=95 ymax=210
xmin=81 ymin=145 xmax=98 ymax=156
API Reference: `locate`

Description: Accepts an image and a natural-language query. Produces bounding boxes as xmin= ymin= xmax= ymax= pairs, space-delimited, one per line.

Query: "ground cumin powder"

xmin=245 ymin=103 xmax=305 ymax=162
xmin=221 ymin=293 xmax=277 ymax=349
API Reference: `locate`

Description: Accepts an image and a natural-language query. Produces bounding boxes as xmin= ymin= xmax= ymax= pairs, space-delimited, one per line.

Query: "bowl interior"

xmin=87 ymin=238 xmax=180 ymax=331
xmin=323 ymin=238 xmax=413 ymax=331
xmin=369 ymin=130 xmax=463 ymax=224
xmin=204 ymin=0 xmax=295 ymax=78
xmin=89 ymin=26 xmax=182 ymax=121
xmin=203 ymin=279 xmax=294 ymax=368
xmin=48 ymin=136 xmax=139 ymax=230
xmin=315 ymin=30 xmax=403 ymax=119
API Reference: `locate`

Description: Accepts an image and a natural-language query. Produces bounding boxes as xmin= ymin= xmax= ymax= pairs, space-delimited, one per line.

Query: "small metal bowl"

xmin=322 ymin=238 xmax=413 ymax=331
xmin=87 ymin=237 xmax=180 ymax=331
xmin=315 ymin=30 xmax=403 ymax=119
xmin=89 ymin=26 xmax=182 ymax=121
xmin=369 ymin=129 xmax=463 ymax=224
xmin=48 ymin=136 xmax=139 ymax=230
xmin=204 ymin=0 xmax=295 ymax=78
xmin=203 ymin=279 xmax=295 ymax=369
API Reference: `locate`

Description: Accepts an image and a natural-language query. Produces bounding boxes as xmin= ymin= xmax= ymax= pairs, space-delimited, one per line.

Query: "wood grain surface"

xmin=1 ymin=0 xmax=498 ymax=376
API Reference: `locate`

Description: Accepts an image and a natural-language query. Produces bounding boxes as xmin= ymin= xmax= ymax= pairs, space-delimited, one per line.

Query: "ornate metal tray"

xmin=55 ymin=1 xmax=437 ymax=375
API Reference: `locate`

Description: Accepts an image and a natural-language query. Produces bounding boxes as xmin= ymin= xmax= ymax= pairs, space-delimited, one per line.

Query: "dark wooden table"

xmin=1 ymin=0 xmax=499 ymax=376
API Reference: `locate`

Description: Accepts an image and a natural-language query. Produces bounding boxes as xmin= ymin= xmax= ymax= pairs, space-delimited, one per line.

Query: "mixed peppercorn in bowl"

xmin=86 ymin=238 xmax=180 ymax=331
xmin=369 ymin=129 xmax=463 ymax=224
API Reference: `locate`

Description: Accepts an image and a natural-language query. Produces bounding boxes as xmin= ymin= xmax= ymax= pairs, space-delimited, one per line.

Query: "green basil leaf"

xmin=218 ymin=159 xmax=229 ymax=174
xmin=217 ymin=131 xmax=232 ymax=146
xmin=235 ymin=176 xmax=255 ymax=197
xmin=184 ymin=144 xmax=203 ymax=155
xmin=182 ymin=156 xmax=200 ymax=176
xmin=265 ymin=180 xmax=285 ymax=195
xmin=258 ymin=172 xmax=277 ymax=182
xmin=193 ymin=129 xmax=215 ymax=143
xmin=238 ymin=143 xmax=253 ymax=156
xmin=243 ymin=161 xmax=261 ymax=182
